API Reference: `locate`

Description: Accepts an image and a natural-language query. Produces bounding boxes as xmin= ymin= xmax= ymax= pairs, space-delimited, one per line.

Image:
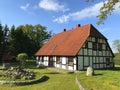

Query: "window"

xmin=56 ymin=57 xmax=60 ymax=64
xmin=98 ymin=43 xmax=102 ymax=50
xmin=106 ymin=58 xmax=110 ymax=65
xmin=68 ymin=57 xmax=73 ymax=66
xmin=93 ymin=42 xmax=97 ymax=50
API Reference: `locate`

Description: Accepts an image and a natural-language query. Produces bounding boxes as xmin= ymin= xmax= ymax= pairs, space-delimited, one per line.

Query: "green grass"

xmin=1 ymin=59 xmax=120 ymax=90
xmin=0 ymin=61 xmax=79 ymax=90
xmin=0 ymin=69 xmax=79 ymax=90
xmin=78 ymin=68 xmax=120 ymax=90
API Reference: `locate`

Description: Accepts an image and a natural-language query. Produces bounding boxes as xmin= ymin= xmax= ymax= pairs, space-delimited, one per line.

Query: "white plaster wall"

xmin=44 ymin=56 xmax=48 ymax=60
xmin=90 ymin=57 xmax=92 ymax=67
xmin=43 ymin=56 xmax=48 ymax=66
xmin=84 ymin=49 xmax=87 ymax=55
xmin=36 ymin=56 xmax=39 ymax=64
xmin=100 ymin=57 xmax=104 ymax=63
xmin=78 ymin=56 xmax=83 ymax=70
xmin=99 ymin=51 xmax=102 ymax=56
xmin=88 ymin=50 xmax=92 ymax=56
xmin=102 ymin=44 xmax=106 ymax=50
xmin=36 ymin=56 xmax=39 ymax=60
xmin=84 ymin=57 xmax=89 ymax=66
xmin=61 ymin=57 xmax=66 ymax=64
xmin=73 ymin=57 xmax=76 ymax=64
xmin=100 ymin=64 xmax=104 ymax=68
xmin=62 ymin=65 xmax=66 ymax=69
xmin=44 ymin=60 xmax=48 ymax=66
xmin=56 ymin=64 xmax=60 ymax=68
xmin=78 ymin=49 xmax=82 ymax=55
xmin=92 ymin=37 xmax=95 ymax=42
xmin=74 ymin=65 xmax=76 ymax=70
xmin=99 ymin=39 xmax=103 ymax=43
xmin=68 ymin=66 xmax=73 ymax=70
xmin=103 ymin=51 xmax=106 ymax=56
xmin=53 ymin=57 xmax=56 ymax=67
xmin=93 ymin=51 xmax=97 ymax=56
xmin=88 ymin=42 xmax=92 ymax=48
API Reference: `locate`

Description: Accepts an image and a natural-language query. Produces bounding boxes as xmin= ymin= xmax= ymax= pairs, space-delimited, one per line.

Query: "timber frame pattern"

xmin=35 ymin=24 xmax=114 ymax=70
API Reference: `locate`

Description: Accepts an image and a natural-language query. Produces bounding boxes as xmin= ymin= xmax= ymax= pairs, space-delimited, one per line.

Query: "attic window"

xmin=51 ymin=45 xmax=57 ymax=51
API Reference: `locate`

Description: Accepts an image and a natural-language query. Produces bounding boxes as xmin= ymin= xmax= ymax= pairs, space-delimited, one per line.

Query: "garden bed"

xmin=0 ymin=75 xmax=48 ymax=85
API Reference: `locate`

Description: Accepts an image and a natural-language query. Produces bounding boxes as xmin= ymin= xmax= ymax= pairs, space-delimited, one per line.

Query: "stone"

xmin=2 ymin=63 xmax=10 ymax=69
xmin=86 ymin=66 xmax=94 ymax=76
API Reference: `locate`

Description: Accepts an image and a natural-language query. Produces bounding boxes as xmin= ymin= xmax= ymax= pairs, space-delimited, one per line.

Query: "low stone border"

xmin=0 ymin=75 xmax=48 ymax=85
xmin=76 ymin=75 xmax=85 ymax=90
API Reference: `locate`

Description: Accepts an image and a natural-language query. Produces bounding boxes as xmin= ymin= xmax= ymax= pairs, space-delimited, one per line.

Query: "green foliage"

xmin=0 ymin=24 xmax=9 ymax=63
xmin=17 ymin=53 xmax=28 ymax=61
xmin=17 ymin=53 xmax=28 ymax=68
xmin=86 ymin=0 xmax=120 ymax=24
xmin=114 ymin=53 xmax=120 ymax=65
xmin=8 ymin=24 xmax=52 ymax=57
xmin=112 ymin=40 xmax=120 ymax=53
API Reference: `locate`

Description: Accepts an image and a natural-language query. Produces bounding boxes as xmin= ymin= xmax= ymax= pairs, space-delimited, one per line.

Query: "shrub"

xmin=17 ymin=53 xmax=28 ymax=68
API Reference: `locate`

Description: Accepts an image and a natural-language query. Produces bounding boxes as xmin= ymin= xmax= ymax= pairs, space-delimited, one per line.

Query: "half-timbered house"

xmin=35 ymin=24 xmax=114 ymax=70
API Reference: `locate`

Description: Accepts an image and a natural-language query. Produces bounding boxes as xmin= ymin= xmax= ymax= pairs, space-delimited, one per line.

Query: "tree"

xmin=8 ymin=24 xmax=52 ymax=58
xmin=0 ymin=24 xmax=3 ymax=52
xmin=86 ymin=0 xmax=120 ymax=24
xmin=0 ymin=24 xmax=9 ymax=63
xmin=112 ymin=40 xmax=120 ymax=53
xmin=7 ymin=25 xmax=16 ymax=55
xmin=9 ymin=27 xmax=32 ymax=56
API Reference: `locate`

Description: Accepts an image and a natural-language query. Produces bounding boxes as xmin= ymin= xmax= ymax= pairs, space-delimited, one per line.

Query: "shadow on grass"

xmin=112 ymin=67 xmax=120 ymax=71
xmin=94 ymin=73 xmax=103 ymax=76
xmin=67 ymin=71 xmax=74 ymax=74
xmin=20 ymin=75 xmax=49 ymax=86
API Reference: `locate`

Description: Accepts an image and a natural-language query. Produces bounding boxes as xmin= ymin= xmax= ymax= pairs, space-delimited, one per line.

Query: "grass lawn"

xmin=1 ymin=60 xmax=120 ymax=90
xmin=0 ymin=60 xmax=79 ymax=90
xmin=78 ymin=67 xmax=120 ymax=90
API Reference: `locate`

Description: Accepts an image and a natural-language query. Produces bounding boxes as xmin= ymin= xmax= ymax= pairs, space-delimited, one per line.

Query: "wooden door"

xmin=49 ymin=56 xmax=53 ymax=67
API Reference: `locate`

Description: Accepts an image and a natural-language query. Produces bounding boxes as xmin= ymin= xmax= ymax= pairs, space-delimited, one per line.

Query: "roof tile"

xmin=35 ymin=24 xmax=106 ymax=56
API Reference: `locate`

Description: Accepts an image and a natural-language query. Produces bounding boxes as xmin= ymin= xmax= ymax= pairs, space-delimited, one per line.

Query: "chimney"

xmin=62 ymin=28 xmax=66 ymax=32
xmin=76 ymin=24 xmax=81 ymax=28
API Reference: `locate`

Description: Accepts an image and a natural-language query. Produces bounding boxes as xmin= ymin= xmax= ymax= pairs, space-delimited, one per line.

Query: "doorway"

xmin=49 ymin=56 xmax=53 ymax=67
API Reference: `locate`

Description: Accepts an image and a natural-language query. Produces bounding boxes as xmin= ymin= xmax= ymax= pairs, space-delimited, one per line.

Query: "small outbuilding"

xmin=35 ymin=24 xmax=114 ymax=70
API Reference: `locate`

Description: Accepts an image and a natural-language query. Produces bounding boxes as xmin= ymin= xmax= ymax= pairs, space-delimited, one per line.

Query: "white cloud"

xmin=20 ymin=3 xmax=30 ymax=11
xmin=53 ymin=1 xmax=120 ymax=23
xmin=114 ymin=2 xmax=120 ymax=14
xmin=53 ymin=2 xmax=104 ymax=23
xmin=53 ymin=15 xmax=70 ymax=23
xmin=38 ymin=0 xmax=69 ymax=12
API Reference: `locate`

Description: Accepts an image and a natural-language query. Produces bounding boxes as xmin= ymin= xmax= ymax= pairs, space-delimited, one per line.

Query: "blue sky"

xmin=0 ymin=0 xmax=120 ymax=52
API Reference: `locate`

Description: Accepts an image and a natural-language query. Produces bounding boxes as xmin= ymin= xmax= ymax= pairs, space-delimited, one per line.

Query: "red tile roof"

xmin=35 ymin=24 xmax=106 ymax=56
